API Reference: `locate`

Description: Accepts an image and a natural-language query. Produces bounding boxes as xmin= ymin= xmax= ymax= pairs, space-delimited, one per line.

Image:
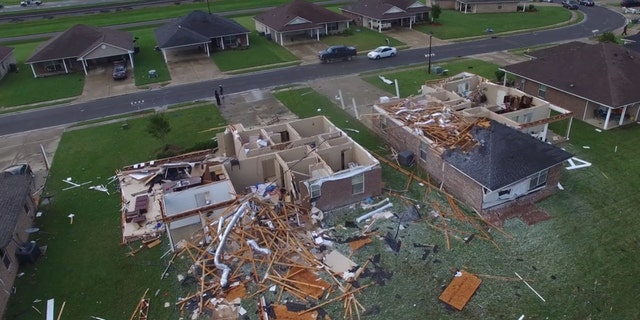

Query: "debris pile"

xmin=377 ymin=99 xmax=490 ymax=153
xmin=170 ymin=195 xmax=379 ymax=320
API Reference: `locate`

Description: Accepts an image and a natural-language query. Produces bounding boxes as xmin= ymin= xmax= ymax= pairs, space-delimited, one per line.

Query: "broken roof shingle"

xmin=443 ymin=120 xmax=572 ymax=191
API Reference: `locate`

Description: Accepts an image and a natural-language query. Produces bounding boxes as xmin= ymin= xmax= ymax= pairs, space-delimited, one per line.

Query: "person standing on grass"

xmin=219 ymin=84 xmax=224 ymax=99
xmin=214 ymin=90 xmax=221 ymax=106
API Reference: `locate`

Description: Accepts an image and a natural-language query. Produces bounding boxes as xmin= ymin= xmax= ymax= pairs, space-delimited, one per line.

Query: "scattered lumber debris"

xmin=439 ymin=271 xmax=482 ymax=311
xmin=170 ymin=195 xmax=377 ymax=319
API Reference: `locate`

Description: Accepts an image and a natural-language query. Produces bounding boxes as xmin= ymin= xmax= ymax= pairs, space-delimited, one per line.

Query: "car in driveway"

xmin=562 ymin=0 xmax=580 ymax=8
xmin=112 ymin=61 xmax=127 ymax=80
xmin=579 ymin=0 xmax=594 ymax=6
xmin=367 ymin=46 xmax=397 ymax=59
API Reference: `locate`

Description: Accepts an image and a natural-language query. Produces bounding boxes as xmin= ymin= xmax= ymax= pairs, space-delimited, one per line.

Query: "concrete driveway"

xmin=383 ymin=27 xmax=451 ymax=49
xmin=77 ymin=65 xmax=137 ymax=102
xmin=285 ymin=42 xmax=327 ymax=64
xmin=165 ymin=49 xmax=222 ymax=85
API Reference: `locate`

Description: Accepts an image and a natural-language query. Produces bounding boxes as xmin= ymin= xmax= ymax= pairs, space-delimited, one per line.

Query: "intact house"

xmin=454 ymin=0 xmax=524 ymax=13
xmin=0 ymin=172 xmax=37 ymax=319
xmin=502 ymin=41 xmax=640 ymax=130
xmin=361 ymin=72 xmax=573 ymax=214
xmin=254 ymin=0 xmax=352 ymax=46
xmin=0 ymin=46 xmax=17 ymax=81
xmin=154 ymin=10 xmax=250 ymax=63
xmin=117 ymin=116 xmax=381 ymax=249
xmin=340 ymin=0 xmax=430 ymax=32
xmin=25 ymin=24 xmax=134 ymax=78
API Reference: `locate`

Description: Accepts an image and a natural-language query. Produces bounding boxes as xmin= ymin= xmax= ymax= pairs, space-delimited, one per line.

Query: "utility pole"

xmin=427 ymin=32 xmax=433 ymax=74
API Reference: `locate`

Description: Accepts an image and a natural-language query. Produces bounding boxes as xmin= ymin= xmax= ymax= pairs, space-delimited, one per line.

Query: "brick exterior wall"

xmin=362 ymin=115 xmax=485 ymax=211
xmin=0 ymin=191 xmax=36 ymax=319
xmin=300 ymin=167 xmax=382 ymax=211
xmin=517 ymin=76 xmax=597 ymax=120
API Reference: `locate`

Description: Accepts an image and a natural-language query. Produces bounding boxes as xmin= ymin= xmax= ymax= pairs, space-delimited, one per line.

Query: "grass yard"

xmin=213 ymin=16 xmax=300 ymax=71
xmin=5 ymin=105 xmax=227 ymax=320
xmin=0 ymin=41 xmax=84 ymax=109
xmin=123 ymin=26 xmax=172 ymax=86
xmin=273 ymin=86 xmax=640 ymax=319
xmin=415 ymin=6 xmax=575 ymax=39
xmin=362 ymin=59 xmax=500 ymax=98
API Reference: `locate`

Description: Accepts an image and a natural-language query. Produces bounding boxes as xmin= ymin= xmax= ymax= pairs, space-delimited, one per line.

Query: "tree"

xmin=146 ymin=112 xmax=171 ymax=148
xmin=430 ymin=5 xmax=442 ymax=24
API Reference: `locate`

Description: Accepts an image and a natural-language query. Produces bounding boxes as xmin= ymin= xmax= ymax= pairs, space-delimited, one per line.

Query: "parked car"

xmin=579 ymin=0 xmax=594 ymax=6
xmin=621 ymin=0 xmax=640 ymax=6
xmin=112 ymin=61 xmax=127 ymax=80
xmin=318 ymin=45 xmax=357 ymax=63
xmin=367 ymin=46 xmax=397 ymax=59
xmin=20 ymin=0 xmax=42 ymax=6
xmin=562 ymin=0 xmax=580 ymax=9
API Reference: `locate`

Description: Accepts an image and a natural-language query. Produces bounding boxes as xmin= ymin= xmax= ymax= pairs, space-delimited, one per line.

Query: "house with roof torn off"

xmin=117 ymin=116 xmax=381 ymax=248
xmin=362 ymin=72 xmax=573 ymax=214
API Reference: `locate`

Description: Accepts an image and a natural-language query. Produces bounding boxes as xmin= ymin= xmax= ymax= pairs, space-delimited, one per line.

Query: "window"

xmin=529 ymin=169 xmax=548 ymax=190
xmin=419 ymin=141 xmax=428 ymax=161
xmin=538 ymin=85 xmax=547 ymax=99
xmin=327 ymin=23 xmax=339 ymax=32
xmin=310 ymin=184 xmax=321 ymax=198
xmin=0 ymin=248 xmax=10 ymax=270
xmin=352 ymin=174 xmax=365 ymax=195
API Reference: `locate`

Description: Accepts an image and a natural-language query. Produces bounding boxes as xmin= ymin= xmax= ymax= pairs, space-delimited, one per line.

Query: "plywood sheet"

xmin=439 ymin=271 xmax=482 ymax=311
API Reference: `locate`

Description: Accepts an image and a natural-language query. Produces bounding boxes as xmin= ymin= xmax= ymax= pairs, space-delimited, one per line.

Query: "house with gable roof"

xmin=340 ymin=0 xmax=430 ymax=32
xmin=154 ymin=10 xmax=251 ymax=63
xmin=502 ymin=41 xmax=640 ymax=130
xmin=253 ymin=0 xmax=352 ymax=46
xmin=25 ymin=24 xmax=134 ymax=78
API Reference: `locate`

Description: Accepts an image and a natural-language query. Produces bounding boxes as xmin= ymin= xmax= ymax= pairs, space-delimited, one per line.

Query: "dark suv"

xmin=112 ymin=61 xmax=127 ymax=80
xmin=621 ymin=0 xmax=640 ymax=6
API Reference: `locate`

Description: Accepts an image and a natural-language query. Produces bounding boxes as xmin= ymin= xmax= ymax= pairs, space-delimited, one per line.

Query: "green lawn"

xmin=123 ymin=26 xmax=172 ymax=86
xmin=213 ymin=16 xmax=300 ymax=71
xmin=362 ymin=59 xmax=501 ymax=97
xmin=416 ymin=6 xmax=574 ymax=39
xmin=5 ymin=105 xmax=227 ymax=320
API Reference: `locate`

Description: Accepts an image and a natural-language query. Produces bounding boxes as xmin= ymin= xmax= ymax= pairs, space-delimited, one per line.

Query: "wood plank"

xmin=439 ymin=271 xmax=482 ymax=311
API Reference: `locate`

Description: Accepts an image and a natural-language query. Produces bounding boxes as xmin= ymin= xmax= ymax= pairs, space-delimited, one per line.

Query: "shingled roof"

xmin=503 ymin=41 xmax=640 ymax=107
xmin=254 ymin=0 xmax=351 ymax=32
xmin=155 ymin=10 xmax=250 ymax=49
xmin=340 ymin=0 xmax=430 ymax=20
xmin=443 ymin=120 xmax=572 ymax=191
xmin=0 ymin=46 xmax=14 ymax=63
xmin=0 ymin=173 xmax=33 ymax=249
xmin=25 ymin=24 xmax=133 ymax=64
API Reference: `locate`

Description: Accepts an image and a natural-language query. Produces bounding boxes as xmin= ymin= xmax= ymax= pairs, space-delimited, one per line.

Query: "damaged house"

xmin=362 ymin=73 xmax=573 ymax=213
xmin=117 ymin=116 xmax=381 ymax=248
